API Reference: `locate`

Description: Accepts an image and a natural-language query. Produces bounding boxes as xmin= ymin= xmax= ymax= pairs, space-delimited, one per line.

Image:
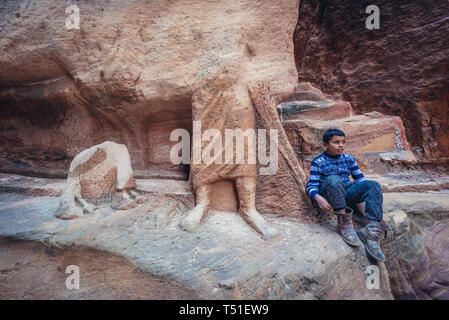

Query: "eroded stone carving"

xmin=56 ymin=141 xmax=140 ymax=219
xmin=0 ymin=0 xmax=315 ymax=233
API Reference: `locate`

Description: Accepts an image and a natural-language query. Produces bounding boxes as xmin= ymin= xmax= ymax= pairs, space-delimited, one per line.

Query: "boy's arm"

xmin=306 ymin=161 xmax=321 ymax=199
xmin=350 ymin=157 xmax=366 ymax=182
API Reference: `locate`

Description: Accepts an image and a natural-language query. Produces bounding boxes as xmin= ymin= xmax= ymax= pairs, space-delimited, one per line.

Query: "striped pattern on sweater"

xmin=306 ymin=152 xmax=365 ymax=199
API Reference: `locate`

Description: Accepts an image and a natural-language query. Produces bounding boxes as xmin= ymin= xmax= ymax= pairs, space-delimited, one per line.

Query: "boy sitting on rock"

xmin=306 ymin=129 xmax=386 ymax=262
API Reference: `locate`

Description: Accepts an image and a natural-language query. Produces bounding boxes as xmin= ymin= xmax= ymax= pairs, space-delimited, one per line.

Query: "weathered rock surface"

xmin=383 ymin=192 xmax=449 ymax=299
xmin=278 ymin=100 xmax=353 ymax=122
xmin=56 ymin=141 xmax=140 ymax=219
xmin=294 ymin=0 xmax=449 ymax=160
xmin=0 ymin=172 xmax=191 ymax=198
xmin=369 ymin=173 xmax=449 ymax=193
xmin=277 ymin=82 xmax=354 ymax=121
xmin=5 ymin=170 xmax=449 ymax=200
xmin=0 ymin=238 xmax=200 ymax=300
xmin=252 ymin=83 xmax=315 ymax=220
xmin=0 ymin=191 xmax=393 ymax=300
xmin=1 ymin=176 xmax=449 ymax=299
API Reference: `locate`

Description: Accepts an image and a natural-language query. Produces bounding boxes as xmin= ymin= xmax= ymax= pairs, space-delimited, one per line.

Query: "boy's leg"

xmin=319 ymin=175 xmax=361 ymax=246
xmin=344 ymin=180 xmax=383 ymax=221
xmin=319 ymin=175 xmax=347 ymax=211
xmin=345 ymin=180 xmax=386 ymax=262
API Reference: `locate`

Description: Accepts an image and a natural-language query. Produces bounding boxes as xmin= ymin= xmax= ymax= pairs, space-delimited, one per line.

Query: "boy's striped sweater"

xmin=306 ymin=151 xmax=366 ymax=199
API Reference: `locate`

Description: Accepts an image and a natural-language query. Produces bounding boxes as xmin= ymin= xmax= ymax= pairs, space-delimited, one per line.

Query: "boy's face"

xmin=323 ymin=135 xmax=345 ymax=156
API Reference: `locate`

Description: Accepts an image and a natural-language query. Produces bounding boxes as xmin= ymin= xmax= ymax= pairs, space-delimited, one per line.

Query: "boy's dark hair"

xmin=323 ymin=129 xmax=345 ymax=144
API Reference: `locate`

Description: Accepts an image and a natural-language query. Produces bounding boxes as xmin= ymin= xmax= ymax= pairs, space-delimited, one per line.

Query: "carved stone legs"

xmin=180 ymin=177 xmax=277 ymax=240
xmin=179 ymin=185 xmax=209 ymax=232
xmin=236 ymin=177 xmax=278 ymax=240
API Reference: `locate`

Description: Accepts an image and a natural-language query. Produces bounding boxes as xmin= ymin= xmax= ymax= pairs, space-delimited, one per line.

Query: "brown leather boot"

xmin=356 ymin=220 xmax=386 ymax=262
xmin=335 ymin=207 xmax=363 ymax=247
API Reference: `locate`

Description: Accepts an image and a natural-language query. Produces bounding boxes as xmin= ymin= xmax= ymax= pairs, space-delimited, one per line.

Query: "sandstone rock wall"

xmin=293 ymin=0 xmax=449 ymax=161
xmin=0 ymin=0 xmax=314 ymax=218
xmin=0 ymin=0 xmax=299 ymax=175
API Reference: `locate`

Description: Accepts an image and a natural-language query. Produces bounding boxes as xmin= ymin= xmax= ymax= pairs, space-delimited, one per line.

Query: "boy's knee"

xmin=360 ymin=180 xmax=382 ymax=196
xmin=365 ymin=180 xmax=381 ymax=190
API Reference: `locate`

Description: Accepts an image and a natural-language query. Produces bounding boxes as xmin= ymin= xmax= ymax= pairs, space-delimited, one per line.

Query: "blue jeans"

xmin=318 ymin=175 xmax=383 ymax=221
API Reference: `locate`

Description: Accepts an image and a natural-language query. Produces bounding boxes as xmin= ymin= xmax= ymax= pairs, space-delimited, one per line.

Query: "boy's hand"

xmin=314 ymin=194 xmax=332 ymax=211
